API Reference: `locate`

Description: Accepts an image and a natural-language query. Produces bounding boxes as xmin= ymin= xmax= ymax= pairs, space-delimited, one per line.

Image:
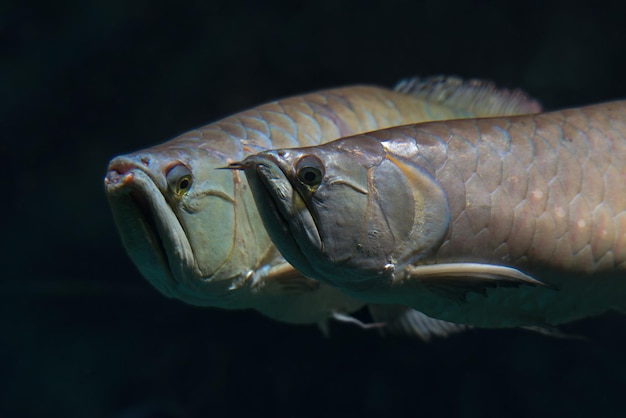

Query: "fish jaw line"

xmin=242 ymin=154 xmax=323 ymax=282
xmin=105 ymin=165 xmax=200 ymax=296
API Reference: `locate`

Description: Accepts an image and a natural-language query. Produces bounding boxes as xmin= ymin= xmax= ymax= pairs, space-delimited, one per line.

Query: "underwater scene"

xmin=4 ymin=1 xmax=626 ymax=417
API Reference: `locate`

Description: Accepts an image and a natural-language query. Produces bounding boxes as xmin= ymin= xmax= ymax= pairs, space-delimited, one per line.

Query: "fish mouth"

xmin=105 ymin=164 xmax=197 ymax=298
xmin=240 ymin=154 xmax=322 ymax=281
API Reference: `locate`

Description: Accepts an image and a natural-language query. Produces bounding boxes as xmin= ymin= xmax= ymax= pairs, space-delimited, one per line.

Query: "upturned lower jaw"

xmin=233 ymin=157 xmax=315 ymax=281
xmin=105 ymin=167 xmax=181 ymax=296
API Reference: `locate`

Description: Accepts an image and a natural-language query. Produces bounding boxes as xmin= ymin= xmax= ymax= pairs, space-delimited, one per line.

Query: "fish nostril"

xmin=108 ymin=164 xmax=129 ymax=175
xmin=140 ymin=157 xmax=150 ymax=166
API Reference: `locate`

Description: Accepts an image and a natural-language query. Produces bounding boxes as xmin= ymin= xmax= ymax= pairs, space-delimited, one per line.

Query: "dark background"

xmin=3 ymin=1 xmax=626 ymax=417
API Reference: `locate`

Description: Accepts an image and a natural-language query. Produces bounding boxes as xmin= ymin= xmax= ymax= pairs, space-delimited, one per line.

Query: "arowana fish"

xmin=105 ymin=76 xmax=541 ymax=336
xmin=235 ymin=100 xmax=626 ymax=328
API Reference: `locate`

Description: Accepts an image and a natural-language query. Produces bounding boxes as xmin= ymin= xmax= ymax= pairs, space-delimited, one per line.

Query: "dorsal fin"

xmin=394 ymin=75 xmax=542 ymax=117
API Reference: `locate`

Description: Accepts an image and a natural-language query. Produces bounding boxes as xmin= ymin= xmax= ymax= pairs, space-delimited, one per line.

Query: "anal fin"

xmin=369 ymin=304 xmax=469 ymax=341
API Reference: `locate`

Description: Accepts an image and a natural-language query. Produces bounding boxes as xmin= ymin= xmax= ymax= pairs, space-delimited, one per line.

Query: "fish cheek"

xmin=342 ymin=159 xmax=415 ymax=274
xmin=178 ymin=192 xmax=236 ymax=278
xmin=312 ymin=183 xmax=370 ymax=267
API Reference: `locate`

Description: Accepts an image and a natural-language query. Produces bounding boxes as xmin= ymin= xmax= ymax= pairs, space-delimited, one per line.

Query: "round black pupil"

xmin=302 ymin=169 xmax=318 ymax=183
xmin=179 ymin=178 xmax=189 ymax=190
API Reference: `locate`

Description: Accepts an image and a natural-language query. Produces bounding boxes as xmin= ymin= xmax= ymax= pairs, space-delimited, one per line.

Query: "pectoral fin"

xmin=254 ymin=262 xmax=320 ymax=295
xmin=368 ymin=304 xmax=469 ymax=341
xmin=399 ymin=263 xmax=554 ymax=304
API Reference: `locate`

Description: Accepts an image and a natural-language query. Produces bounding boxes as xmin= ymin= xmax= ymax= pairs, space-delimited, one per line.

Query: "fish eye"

xmin=296 ymin=155 xmax=324 ymax=187
xmin=166 ymin=164 xmax=193 ymax=196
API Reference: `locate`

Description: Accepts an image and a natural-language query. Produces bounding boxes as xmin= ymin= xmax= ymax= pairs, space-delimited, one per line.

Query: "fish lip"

xmin=243 ymin=153 xmax=322 ymax=280
xmin=255 ymin=163 xmax=294 ymax=237
xmin=246 ymin=156 xmax=293 ymax=231
xmin=105 ymin=164 xmax=193 ymax=296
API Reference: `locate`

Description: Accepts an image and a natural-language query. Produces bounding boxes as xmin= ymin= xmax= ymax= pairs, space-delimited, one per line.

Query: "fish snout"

xmin=105 ymin=155 xmax=169 ymax=192
xmin=105 ymin=166 xmax=134 ymax=190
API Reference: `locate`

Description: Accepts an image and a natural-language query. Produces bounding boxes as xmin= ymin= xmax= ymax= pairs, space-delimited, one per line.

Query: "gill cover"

xmin=166 ymin=155 xmax=239 ymax=280
xmin=308 ymin=137 xmax=451 ymax=284
xmin=240 ymin=136 xmax=451 ymax=287
xmin=172 ymin=150 xmax=273 ymax=288
xmin=105 ymin=145 xmax=263 ymax=306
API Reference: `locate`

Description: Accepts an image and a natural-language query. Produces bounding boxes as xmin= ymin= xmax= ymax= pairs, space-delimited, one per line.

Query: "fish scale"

xmin=399 ymin=103 xmax=626 ymax=273
xmin=238 ymin=100 xmax=626 ymax=327
xmin=106 ymin=77 xmax=544 ymax=336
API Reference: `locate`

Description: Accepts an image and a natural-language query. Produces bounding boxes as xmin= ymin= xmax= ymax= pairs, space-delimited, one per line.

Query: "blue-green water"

xmin=4 ymin=1 xmax=626 ymax=417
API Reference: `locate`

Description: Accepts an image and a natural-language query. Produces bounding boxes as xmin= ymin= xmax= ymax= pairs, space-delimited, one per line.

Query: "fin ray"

xmin=400 ymin=263 xmax=553 ymax=304
xmin=394 ymin=75 xmax=542 ymax=117
xmin=369 ymin=304 xmax=469 ymax=341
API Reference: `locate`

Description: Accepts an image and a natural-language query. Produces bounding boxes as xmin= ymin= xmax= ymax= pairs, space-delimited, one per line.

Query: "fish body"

xmin=105 ymin=77 xmax=540 ymax=331
xmin=238 ymin=100 xmax=626 ymax=328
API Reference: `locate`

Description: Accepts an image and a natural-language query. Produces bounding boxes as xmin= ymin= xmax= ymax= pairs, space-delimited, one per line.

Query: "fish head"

xmin=239 ymin=134 xmax=451 ymax=291
xmin=105 ymin=133 xmax=270 ymax=307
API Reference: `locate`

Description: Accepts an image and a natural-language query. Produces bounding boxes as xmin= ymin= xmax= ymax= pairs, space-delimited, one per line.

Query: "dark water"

xmin=3 ymin=1 xmax=626 ymax=417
